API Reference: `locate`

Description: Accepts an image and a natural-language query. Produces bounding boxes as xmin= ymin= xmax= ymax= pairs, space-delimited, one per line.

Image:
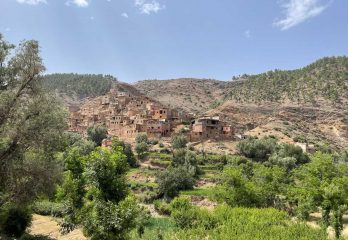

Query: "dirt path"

xmin=29 ymin=214 xmax=86 ymax=240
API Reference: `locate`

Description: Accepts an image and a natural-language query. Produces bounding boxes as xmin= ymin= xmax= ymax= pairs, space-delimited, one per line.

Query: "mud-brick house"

xmin=146 ymin=119 xmax=171 ymax=138
xmin=189 ymin=116 xmax=234 ymax=141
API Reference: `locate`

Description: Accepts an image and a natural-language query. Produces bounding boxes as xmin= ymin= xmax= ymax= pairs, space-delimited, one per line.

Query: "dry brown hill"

xmin=134 ymin=57 xmax=348 ymax=150
xmin=134 ymin=78 xmax=234 ymax=115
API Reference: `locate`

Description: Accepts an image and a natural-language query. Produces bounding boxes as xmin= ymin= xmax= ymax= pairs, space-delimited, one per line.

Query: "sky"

xmin=0 ymin=0 xmax=347 ymax=83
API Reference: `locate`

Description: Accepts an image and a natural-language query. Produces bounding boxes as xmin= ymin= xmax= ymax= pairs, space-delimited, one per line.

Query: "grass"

xmin=180 ymin=187 xmax=214 ymax=198
xmin=129 ymin=217 xmax=175 ymax=240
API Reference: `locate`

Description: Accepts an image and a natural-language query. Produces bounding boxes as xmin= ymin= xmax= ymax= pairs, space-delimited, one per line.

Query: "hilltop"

xmin=134 ymin=78 xmax=234 ymax=115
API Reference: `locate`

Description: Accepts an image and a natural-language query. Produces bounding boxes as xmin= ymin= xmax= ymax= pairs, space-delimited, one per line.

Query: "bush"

xmin=82 ymin=197 xmax=139 ymax=240
xmin=136 ymin=142 xmax=149 ymax=159
xmin=172 ymin=206 xmax=328 ymax=240
xmin=87 ymin=124 xmax=108 ymax=146
xmin=32 ymin=201 xmax=68 ymax=217
xmin=136 ymin=133 xmax=148 ymax=144
xmin=169 ymin=197 xmax=217 ymax=230
xmin=171 ymin=134 xmax=187 ymax=149
xmin=153 ymin=200 xmax=171 ymax=215
xmin=237 ymin=137 xmax=277 ymax=161
xmin=2 ymin=208 xmax=32 ymax=238
xmin=156 ymin=167 xmax=194 ymax=200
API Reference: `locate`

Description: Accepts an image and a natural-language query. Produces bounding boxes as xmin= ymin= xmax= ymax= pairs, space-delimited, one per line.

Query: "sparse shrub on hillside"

xmin=293 ymin=135 xmax=306 ymax=143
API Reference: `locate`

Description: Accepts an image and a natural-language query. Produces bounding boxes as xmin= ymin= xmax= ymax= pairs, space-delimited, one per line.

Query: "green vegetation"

xmin=1 ymin=34 xmax=348 ymax=239
xmin=87 ymin=124 xmax=108 ymax=146
xmin=135 ymin=133 xmax=149 ymax=159
xmin=171 ymin=201 xmax=327 ymax=240
xmin=43 ymin=73 xmax=116 ymax=99
xmin=228 ymin=56 xmax=348 ymax=105
xmin=0 ymin=35 xmax=67 ymax=238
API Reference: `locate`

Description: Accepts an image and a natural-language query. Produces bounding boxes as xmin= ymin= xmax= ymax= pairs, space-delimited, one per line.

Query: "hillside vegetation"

xmin=227 ymin=56 xmax=348 ymax=105
xmin=43 ymin=73 xmax=117 ymax=100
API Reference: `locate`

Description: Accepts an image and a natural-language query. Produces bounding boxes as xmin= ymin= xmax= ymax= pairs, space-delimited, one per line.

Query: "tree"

xmin=87 ymin=124 xmax=108 ymax=146
xmin=112 ymin=137 xmax=137 ymax=167
xmin=135 ymin=133 xmax=149 ymax=160
xmin=81 ymin=147 xmax=139 ymax=240
xmin=290 ymin=152 xmax=348 ymax=238
xmin=0 ymin=35 xmax=66 ymax=224
xmin=135 ymin=133 xmax=148 ymax=144
xmin=156 ymin=167 xmax=194 ymax=200
xmin=237 ymin=137 xmax=277 ymax=161
xmin=171 ymin=134 xmax=187 ymax=149
xmin=172 ymin=149 xmax=198 ymax=175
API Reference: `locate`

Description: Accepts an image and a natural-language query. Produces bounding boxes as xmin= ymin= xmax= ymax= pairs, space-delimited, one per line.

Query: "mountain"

xmin=134 ymin=57 xmax=348 ymax=150
xmin=43 ymin=73 xmax=142 ymax=106
xmin=134 ymin=78 xmax=234 ymax=115
xmin=43 ymin=57 xmax=348 ymax=150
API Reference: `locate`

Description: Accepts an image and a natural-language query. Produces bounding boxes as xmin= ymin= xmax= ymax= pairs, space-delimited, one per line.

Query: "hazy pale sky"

xmin=1 ymin=0 xmax=347 ymax=82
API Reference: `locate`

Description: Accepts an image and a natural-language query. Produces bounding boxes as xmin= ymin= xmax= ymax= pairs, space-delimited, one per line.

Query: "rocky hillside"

xmin=134 ymin=57 xmax=348 ymax=150
xmin=134 ymin=78 xmax=234 ymax=115
xmin=209 ymin=57 xmax=348 ymax=150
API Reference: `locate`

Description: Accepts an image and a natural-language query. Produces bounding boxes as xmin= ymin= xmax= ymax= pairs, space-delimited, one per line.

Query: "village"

xmin=67 ymin=88 xmax=235 ymax=144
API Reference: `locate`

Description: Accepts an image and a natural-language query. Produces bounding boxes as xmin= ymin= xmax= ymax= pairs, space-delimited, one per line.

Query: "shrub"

xmin=153 ymin=200 xmax=171 ymax=215
xmin=172 ymin=206 xmax=328 ymax=240
xmin=87 ymin=124 xmax=108 ymax=146
xmin=136 ymin=133 xmax=148 ymax=144
xmin=2 ymin=208 xmax=32 ymax=238
xmin=136 ymin=142 xmax=149 ymax=159
xmin=32 ymin=201 xmax=67 ymax=217
xmin=156 ymin=167 xmax=194 ymax=200
xmin=82 ymin=197 xmax=139 ymax=240
xmin=169 ymin=197 xmax=217 ymax=230
xmin=237 ymin=137 xmax=277 ymax=161
xmin=171 ymin=134 xmax=187 ymax=149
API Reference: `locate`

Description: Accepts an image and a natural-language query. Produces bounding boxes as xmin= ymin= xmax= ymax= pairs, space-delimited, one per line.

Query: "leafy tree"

xmin=237 ymin=137 xmax=277 ymax=161
xmin=171 ymin=134 xmax=187 ymax=149
xmin=135 ymin=133 xmax=149 ymax=159
xmin=87 ymin=124 xmax=108 ymax=146
xmin=0 ymin=35 xmax=66 ymax=237
xmin=290 ymin=152 xmax=348 ymax=238
xmin=112 ymin=137 xmax=137 ymax=167
xmin=268 ymin=143 xmax=309 ymax=170
xmin=81 ymin=147 xmax=139 ymax=240
xmin=136 ymin=133 xmax=148 ymax=144
xmin=172 ymin=149 xmax=198 ymax=175
xmin=215 ymin=163 xmax=287 ymax=208
xmin=156 ymin=167 xmax=194 ymax=200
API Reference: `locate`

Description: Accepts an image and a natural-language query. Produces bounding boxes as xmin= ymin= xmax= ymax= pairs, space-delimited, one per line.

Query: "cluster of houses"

xmin=67 ymin=89 xmax=234 ymax=142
